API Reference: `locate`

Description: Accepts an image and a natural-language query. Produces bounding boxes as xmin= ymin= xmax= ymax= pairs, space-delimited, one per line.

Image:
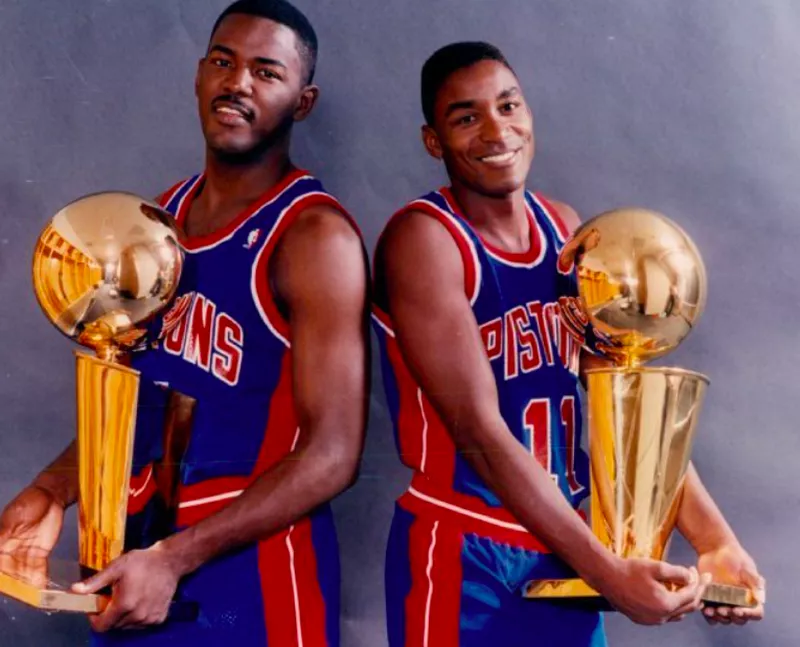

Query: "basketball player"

xmin=0 ymin=1 xmax=368 ymax=645
xmin=372 ymin=42 xmax=764 ymax=646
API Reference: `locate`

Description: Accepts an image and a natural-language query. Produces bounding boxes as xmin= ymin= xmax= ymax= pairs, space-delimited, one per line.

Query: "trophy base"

xmin=0 ymin=556 xmax=104 ymax=613
xmin=0 ymin=555 xmax=199 ymax=620
xmin=523 ymin=577 xmax=758 ymax=610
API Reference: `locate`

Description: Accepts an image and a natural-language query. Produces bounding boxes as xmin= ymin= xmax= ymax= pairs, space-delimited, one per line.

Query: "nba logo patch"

xmin=244 ymin=228 xmax=261 ymax=249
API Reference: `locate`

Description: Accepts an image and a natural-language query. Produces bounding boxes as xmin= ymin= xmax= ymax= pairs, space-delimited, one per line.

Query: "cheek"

xmin=520 ymin=119 xmax=534 ymax=142
xmin=449 ymin=134 xmax=476 ymax=162
xmin=255 ymin=91 xmax=296 ymax=119
xmin=196 ymin=80 xmax=217 ymax=106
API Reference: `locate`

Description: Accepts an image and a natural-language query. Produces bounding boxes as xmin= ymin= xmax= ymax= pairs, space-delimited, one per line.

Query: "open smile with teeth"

xmin=214 ymin=105 xmax=251 ymax=122
xmin=478 ymin=150 xmax=520 ymax=164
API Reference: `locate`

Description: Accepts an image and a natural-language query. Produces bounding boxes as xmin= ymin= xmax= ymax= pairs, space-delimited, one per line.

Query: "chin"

xmin=477 ymin=174 xmax=527 ymax=198
xmin=207 ymin=135 xmax=258 ymax=157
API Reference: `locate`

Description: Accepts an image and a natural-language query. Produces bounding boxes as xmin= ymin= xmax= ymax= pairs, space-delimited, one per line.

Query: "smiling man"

xmin=0 ymin=1 xmax=369 ymax=646
xmin=372 ymin=41 xmax=763 ymax=646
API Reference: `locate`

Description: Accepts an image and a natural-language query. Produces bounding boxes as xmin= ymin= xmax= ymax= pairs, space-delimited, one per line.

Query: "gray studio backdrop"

xmin=0 ymin=0 xmax=795 ymax=645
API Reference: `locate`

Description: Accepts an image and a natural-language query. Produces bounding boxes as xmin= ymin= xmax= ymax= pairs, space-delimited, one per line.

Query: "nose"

xmin=479 ymin=113 xmax=507 ymax=144
xmin=223 ymin=65 xmax=254 ymax=96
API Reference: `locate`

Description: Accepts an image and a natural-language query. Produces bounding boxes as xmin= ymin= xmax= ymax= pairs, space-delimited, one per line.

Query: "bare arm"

xmin=677 ymin=463 xmax=738 ymax=553
xmin=0 ymin=441 xmax=77 ymax=558
xmin=678 ymin=465 xmax=765 ymax=626
xmin=31 ymin=441 xmax=79 ymax=508
xmin=161 ymin=206 xmax=369 ymax=576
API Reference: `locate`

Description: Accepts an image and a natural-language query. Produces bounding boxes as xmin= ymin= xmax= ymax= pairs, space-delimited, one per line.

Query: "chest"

xmin=139 ymin=225 xmax=286 ymax=397
xmin=471 ymin=234 xmax=581 ymax=382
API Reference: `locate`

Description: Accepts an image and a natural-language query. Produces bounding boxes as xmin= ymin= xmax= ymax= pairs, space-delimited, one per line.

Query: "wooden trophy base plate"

xmin=0 ymin=556 xmax=104 ymax=613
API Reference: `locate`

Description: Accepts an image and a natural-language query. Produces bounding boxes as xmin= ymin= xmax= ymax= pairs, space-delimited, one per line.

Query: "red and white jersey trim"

xmin=250 ymin=191 xmax=350 ymax=348
xmin=531 ymin=192 xmax=573 ymax=243
xmin=174 ymin=171 xmax=312 ymax=253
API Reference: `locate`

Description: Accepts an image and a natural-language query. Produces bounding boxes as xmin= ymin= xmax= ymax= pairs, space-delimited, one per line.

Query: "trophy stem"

xmin=74 ymin=352 xmax=139 ymax=572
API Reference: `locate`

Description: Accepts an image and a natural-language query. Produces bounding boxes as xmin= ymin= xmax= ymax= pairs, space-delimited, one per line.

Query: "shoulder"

xmin=376 ymin=205 xmax=468 ymax=300
xmin=377 ymin=206 xmax=466 ymax=276
xmin=273 ymin=202 xmax=366 ymax=295
xmin=379 ymin=189 xmax=469 ymax=256
xmin=383 ymin=205 xmax=453 ymax=244
xmin=282 ymin=202 xmax=363 ymax=253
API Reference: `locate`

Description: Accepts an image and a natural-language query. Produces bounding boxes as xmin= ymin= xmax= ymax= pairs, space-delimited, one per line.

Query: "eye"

xmin=455 ymin=114 xmax=476 ymax=126
xmin=209 ymin=57 xmax=231 ymax=68
xmin=256 ymin=68 xmax=282 ymax=81
xmin=501 ymin=101 xmax=520 ymax=113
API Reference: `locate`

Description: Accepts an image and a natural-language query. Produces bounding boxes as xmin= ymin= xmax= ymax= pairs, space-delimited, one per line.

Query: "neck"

xmin=449 ymin=180 xmax=529 ymax=250
xmin=199 ymin=144 xmax=293 ymax=212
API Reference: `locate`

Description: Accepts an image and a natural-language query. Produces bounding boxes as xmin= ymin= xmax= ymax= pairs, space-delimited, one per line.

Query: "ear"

xmin=421 ymin=124 xmax=443 ymax=160
xmin=294 ymin=85 xmax=320 ymax=122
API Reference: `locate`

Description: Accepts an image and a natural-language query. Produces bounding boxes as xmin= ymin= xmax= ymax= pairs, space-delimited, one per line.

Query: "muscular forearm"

xmin=462 ymin=419 xmax=618 ymax=589
xmin=32 ymin=441 xmax=79 ymax=508
xmin=677 ymin=462 xmax=738 ymax=554
xmin=161 ymin=442 xmax=357 ymax=577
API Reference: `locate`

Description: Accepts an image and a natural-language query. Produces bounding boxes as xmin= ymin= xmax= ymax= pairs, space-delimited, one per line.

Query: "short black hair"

xmin=421 ymin=41 xmax=514 ymax=125
xmin=210 ymin=0 xmax=318 ymax=84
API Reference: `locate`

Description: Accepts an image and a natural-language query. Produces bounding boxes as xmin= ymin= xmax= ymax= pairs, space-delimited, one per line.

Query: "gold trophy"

xmin=0 ymin=192 xmax=184 ymax=613
xmin=524 ymin=208 xmax=757 ymax=609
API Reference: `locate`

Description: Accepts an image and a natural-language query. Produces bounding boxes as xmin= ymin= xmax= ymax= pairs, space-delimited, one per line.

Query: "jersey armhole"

xmin=531 ymin=192 xmax=573 ymax=242
xmin=250 ymin=192 xmax=358 ymax=348
xmin=381 ymin=199 xmax=481 ymax=307
xmin=529 ymin=192 xmax=576 ymax=274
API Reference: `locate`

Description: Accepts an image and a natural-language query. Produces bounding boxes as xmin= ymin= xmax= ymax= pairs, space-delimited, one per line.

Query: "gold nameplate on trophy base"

xmin=523 ymin=578 xmax=757 ymax=609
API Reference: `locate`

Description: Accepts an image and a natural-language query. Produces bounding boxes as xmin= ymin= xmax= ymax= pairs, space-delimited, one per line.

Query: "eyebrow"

xmin=208 ymin=44 xmax=287 ymax=68
xmin=444 ymin=100 xmax=475 ymax=118
xmin=498 ymin=86 xmax=520 ymax=100
xmin=444 ymin=86 xmax=521 ymax=118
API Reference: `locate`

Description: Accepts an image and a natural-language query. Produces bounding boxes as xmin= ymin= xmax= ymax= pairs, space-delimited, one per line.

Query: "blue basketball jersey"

xmin=374 ymin=187 xmax=591 ymax=533
xmin=129 ymin=168 xmax=353 ymax=524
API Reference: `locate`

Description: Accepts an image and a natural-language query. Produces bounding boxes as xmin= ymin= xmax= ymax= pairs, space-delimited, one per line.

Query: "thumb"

xmin=741 ymin=569 xmax=766 ymax=605
xmin=71 ymin=561 xmax=122 ymax=594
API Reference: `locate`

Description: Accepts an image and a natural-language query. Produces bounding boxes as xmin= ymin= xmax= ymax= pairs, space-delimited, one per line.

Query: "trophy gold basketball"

xmin=0 ymin=192 xmax=184 ymax=613
xmin=523 ymin=208 xmax=757 ymax=609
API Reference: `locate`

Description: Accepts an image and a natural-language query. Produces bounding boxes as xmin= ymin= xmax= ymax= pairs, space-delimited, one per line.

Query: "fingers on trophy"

xmin=524 ymin=207 xmax=760 ymax=610
xmin=0 ymin=192 xmax=183 ymax=612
